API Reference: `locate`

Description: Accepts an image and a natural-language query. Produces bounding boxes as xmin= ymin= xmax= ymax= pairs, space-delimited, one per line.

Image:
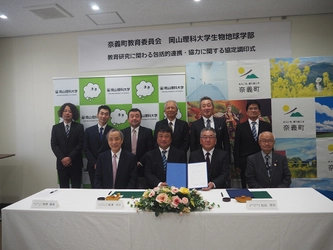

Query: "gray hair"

xmin=164 ymin=100 xmax=178 ymax=109
xmin=106 ymin=128 xmax=124 ymax=140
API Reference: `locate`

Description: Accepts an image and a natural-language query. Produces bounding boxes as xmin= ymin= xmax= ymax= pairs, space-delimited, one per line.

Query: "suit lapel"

xmin=270 ymin=153 xmax=278 ymax=178
xmin=137 ymin=126 xmax=143 ymax=145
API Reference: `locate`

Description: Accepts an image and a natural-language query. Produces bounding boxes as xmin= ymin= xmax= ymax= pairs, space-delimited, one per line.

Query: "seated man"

xmin=189 ymin=127 xmax=230 ymax=190
xmin=94 ymin=129 xmax=137 ymax=189
xmin=246 ymin=131 xmax=291 ymax=188
xmin=144 ymin=126 xmax=186 ymax=188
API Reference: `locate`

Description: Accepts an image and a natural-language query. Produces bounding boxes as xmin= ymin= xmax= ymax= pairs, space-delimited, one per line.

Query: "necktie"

xmin=131 ymin=129 xmax=137 ymax=155
xmin=206 ymin=152 xmax=211 ymax=171
xmin=112 ymin=154 xmax=118 ymax=188
xmin=162 ymin=150 xmax=167 ymax=172
xmin=99 ymin=127 xmax=104 ymax=141
xmin=65 ymin=124 xmax=70 ymax=137
xmin=251 ymin=122 xmax=257 ymax=141
xmin=265 ymin=154 xmax=271 ymax=178
xmin=206 ymin=119 xmax=211 ymax=128
xmin=169 ymin=122 xmax=173 ymax=132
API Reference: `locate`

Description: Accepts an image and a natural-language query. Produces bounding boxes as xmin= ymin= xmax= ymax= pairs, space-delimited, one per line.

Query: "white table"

xmin=2 ymin=188 xmax=333 ymax=250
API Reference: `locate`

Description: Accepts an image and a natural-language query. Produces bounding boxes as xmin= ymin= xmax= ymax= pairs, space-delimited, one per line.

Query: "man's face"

xmin=246 ymin=104 xmax=260 ymax=121
xmin=128 ymin=111 xmax=142 ymax=128
xmin=258 ymin=132 xmax=275 ymax=154
xmin=62 ymin=105 xmax=73 ymax=123
xmin=200 ymin=130 xmax=217 ymax=151
xmin=97 ymin=108 xmax=110 ymax=126
xmin=157 ymin=132 xmax=172 ymax=150
xmin=200 ymin=99 xmax=214 ymax=118
xmin=108 ymin=131 xmax=123 ymax=153
xmin=165 ymin=101 xmax=178 ymax=120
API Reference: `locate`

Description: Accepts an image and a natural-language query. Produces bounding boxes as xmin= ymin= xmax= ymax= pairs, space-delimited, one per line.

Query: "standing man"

xmin=234 ymin=100 xmax=272 ymax=188
xmin=94 ymin=129 xmax=137 ymax=189
xmin=121 ymin=108 xmax=154 ymax=187
xmin=246 ymin=131 xmax=291 ymax=188
xmin=144 ymin=127 xmax=186 ymax=188
xmin=190 ymin=96 xmax=230 ymax=155
xmin=189 ymin=128 xmax=230 ymax=190
xmin=84 ymin=105 xmax=113 ymax=188
xmin=51 ymin=103 xmax=84 ymax=188
xmin=154 ymin=100 xmax=189 ymax=153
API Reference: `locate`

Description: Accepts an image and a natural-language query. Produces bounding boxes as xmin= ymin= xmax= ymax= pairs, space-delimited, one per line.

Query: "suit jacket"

xmin=94 ymin=150 xmax=137 ymax=189
xmin=234 ymin=120 xmax=272 ymax=169
xmin=190 ymin=117 xmax=230 ymax=155
xmin=121 ymin=126 xmax=154 ymax=162
xmin=144 ymin=146 xmax=187 ymax=188
xmin=154 ymin=119 xmax=189 ymax=152
xmin=246 ymin=151 xmax=291 ymax=188
xmin=189 ymin=148 xmax=230 ymax=188
xmin=84 ymin=124 xmax=112 ymax=170
xmin=51 ymin=121 xmax=84 ymax=170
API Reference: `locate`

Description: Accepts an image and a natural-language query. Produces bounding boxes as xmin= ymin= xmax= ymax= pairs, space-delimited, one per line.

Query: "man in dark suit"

xmin=246 ymin=131 xmax=291 ymax=188
xmin=154 ymin=100 xmax=189 ymax=153
xmin=121 ymin=108 xmax=154 ymax=188
xmin=189 ymin=127 xmax=230 ymax=190
xmin=84 ymin=105 xmax=113 ymax=188
xmin=190 ymin=96 xmax=230 ymax=156
xmin=234 ymin=100 xmax=272 ymax=188
xmin=94 ymin=129 xmax=137 ymax=189
xmin=144 ymin=126 xmax=186 ymax=188
xmin=51 ymin=103 xmax=84 ymax=188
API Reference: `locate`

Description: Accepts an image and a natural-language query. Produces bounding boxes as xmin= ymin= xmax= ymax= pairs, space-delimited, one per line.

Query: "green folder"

xmin=113 ymin=191 xmax=144 ymax=198
xmin=250 ymin=191 xmax=272 ymax=199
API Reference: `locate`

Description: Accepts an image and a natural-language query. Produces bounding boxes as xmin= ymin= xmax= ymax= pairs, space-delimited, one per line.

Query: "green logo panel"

xmin=132 ymin=75 xmax=158 ymax=104
xmin=79 ymin=78 xmax=105 ymax=105
xmin=109 ymin=104 xmax=132 ymax=130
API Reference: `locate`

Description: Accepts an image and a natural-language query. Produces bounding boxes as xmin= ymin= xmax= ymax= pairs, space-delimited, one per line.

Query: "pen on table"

xmin=108 ymin=191 xmax=113 ymax=195
xmin=50 ymin=190 xmax=58 ymax=194
xmin=221 ymin=192 xmax=224 ymax=197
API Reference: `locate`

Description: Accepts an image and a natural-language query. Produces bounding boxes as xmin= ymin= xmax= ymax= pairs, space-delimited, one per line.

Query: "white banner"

xmin=78 ymin=22 xmax=291 ymax=71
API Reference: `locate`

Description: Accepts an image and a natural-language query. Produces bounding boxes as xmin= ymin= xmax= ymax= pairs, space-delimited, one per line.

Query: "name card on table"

xmin=96 ymin=200 xmax=124 ymax=210
xmin=31 ymin=200 xmax=59 ymax=209
xmin=246 ymin=200 xmax=278 ymax=210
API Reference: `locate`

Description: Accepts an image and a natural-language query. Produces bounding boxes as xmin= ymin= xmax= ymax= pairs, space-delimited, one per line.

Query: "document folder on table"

xmin=250 ymin=191 xmax=272 ymax=199
xmin=226 ymin=189 xmax=254 ymax=198
xmin=113 ymin=191 xmax=144 ymax=198
xmin=166 ymin=162 xmax=208 ymax=189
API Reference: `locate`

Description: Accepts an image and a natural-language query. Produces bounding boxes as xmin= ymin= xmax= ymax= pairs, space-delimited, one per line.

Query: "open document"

xmin=166 ymin=162 xmax=208 ymax=189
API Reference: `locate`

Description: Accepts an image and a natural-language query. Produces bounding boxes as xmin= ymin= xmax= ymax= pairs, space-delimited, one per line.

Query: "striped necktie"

xmin=251 ymin=122 xmax=257 ymax=141
xmin=206 ymin=119 xmax=211 ymax=128
xmin=265 ymin=154 xmax=271 ymax=178
xmin=65 ymin=124 xmax=70 ymax=137
xmin=169 ymin=122 xmax=173 ymax=132
xmin=162 ymin=150 xmax=167 ymax=172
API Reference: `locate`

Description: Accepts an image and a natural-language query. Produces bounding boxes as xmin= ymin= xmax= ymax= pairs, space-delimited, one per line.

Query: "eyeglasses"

xmin=260 ymin=140 xmax=274 ymax=144
xmin=248 ymin=107 xmax=259 ymax=111
xmin=200 ymin=136 xmax=216 ymax=140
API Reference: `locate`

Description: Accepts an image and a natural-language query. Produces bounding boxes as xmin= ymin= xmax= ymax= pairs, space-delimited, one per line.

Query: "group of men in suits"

xmin=51 ymin=97 xmax=291 ymax=190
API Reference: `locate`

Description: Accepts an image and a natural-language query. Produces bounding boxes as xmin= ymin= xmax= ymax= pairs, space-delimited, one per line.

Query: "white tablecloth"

xmin=2 ymin=188 xmax=333 ymax=250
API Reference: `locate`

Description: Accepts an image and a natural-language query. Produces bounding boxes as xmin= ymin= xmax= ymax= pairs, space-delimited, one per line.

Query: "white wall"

xmin=1 ymin=14 xmax=333 ymax=203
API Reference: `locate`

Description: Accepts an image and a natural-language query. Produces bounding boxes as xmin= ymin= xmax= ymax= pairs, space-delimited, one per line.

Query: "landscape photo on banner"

xmin=186 ymin=56 xmax=333 ymax=190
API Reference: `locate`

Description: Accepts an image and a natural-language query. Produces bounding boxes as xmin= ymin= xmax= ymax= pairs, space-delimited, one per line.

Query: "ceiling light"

xmin=194 ymin=0 xmax=201 ymax=2
xmin=0 ymin=14 xmax=8 ymax=19
xmin=92 ymin=5 xmax=100 ymax=10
